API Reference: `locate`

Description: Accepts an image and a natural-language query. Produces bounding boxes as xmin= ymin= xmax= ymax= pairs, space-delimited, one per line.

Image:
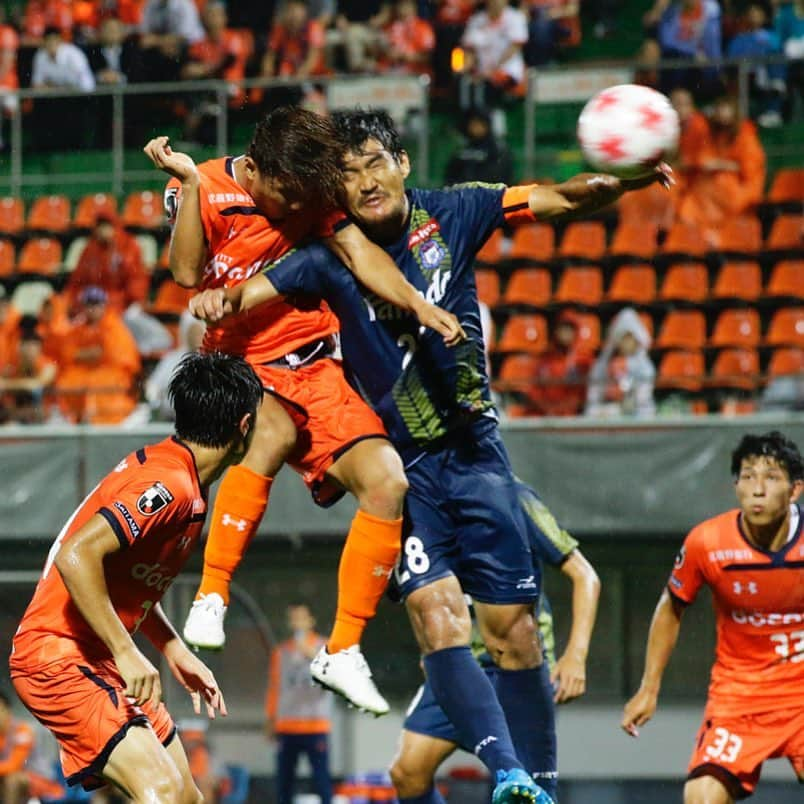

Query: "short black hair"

xmin=731 ymin=431 xmax=803 ymax=482
xmin=331 ymin=109 xmax=405 ymax=161
xmin=247 ymin=106 xmax=344 ymax=209
xmin=169 ymin=352 xmax=262 ymax=448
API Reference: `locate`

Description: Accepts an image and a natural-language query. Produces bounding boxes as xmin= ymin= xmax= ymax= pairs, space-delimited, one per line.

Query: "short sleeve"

xmin=501 ymin=185 xmax=541 ymax=225
xmin=315 ymin=207 xmax=348 ymax=238
xmin=519 ymin=485 xmax=578 ymax=567
xmin=264 ymin=243 xmax=332 ymax=299
xmin=446 ymin=184 xmax=507 ymax=253
xmin=667 ymin=528 xmax=706 ymax=606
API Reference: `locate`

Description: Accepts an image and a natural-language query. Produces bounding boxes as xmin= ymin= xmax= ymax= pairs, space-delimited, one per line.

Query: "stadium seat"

xmin=606 ymin=263 xmax=656 ymax=305
xmin=0 ymin=239 xmax=15 ymax=276
xmin=27 ymin=194 xmax=71 ymax=234
xmin=765 ymin=307 xmax=804 ymax=348
xmin=475 ymin=268 xmax=501 ymax=308
xmin=558 ymin=221 xmax=606 ymax=261
xmin=658 ymin=262 xmax=708 ymax=304
xmin=711 ymin=261 xmax=762 ymax=303
xmin=509 ymin=223 xmax=554 ymax=264
xmin=10 ymin=280 xmax=53 ymax=315
xmin=608 ymin=221 xmax=658 ymax=261
xmin=574 ymin=311 xmax=601 ymax=352
xmin=715 ymin=216 xmax=762 ymax=255
xmin=476 ymin=228 xmax=505 ymax=265
xmin=709 ymin=348 xmax=760 ymax=390
xmin=656 ymin=349 xmax=705 ymax=392
xmin=766 ymin=214 xmax=803 ymax=251
xmin=493 ymin=353 xmax=540 ymax=392
xmin=122 ymin=190 xmax=166 ymax=230
xmin=656 ymin=310 xmax=706 ymax=350
xmin=500 ymin=268 xmax=551 ymax=309
xmin=17 ymin=237 xmax=63 ymax=275
xmin=73 ymin=192 xmax=118 ymax=229
xmin=709 ymin=308 xmax=761 ymax=349
xmin=63 ymin=236 xmax=88 ymax=273
xmin=0 ymin=196 xmax=24 ymax=236
xmin=553 ymin=265 xmax=603 ymax=307
xmin=659 ymin=221 xmax=708 ymax=260
xmin=150 ymin=277 xmax=195 ymax=316
xmin=493 ymin=313 xmax=548 ymax=355
xmin=767 ymin=347 xmax=804 ymax=377
xmin=767 ymin=168 xmax=804 ymax=206
xmin=765 ymin=260 xmax=804 ymax=301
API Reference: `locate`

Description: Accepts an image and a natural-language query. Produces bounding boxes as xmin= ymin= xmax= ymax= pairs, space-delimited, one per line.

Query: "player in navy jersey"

xmin=189 ymin=110 xmax=669 ymax=804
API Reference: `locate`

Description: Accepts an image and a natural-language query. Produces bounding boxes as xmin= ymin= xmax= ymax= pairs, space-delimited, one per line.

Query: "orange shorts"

xmin=255 ymin=356 xmax=388 ymax=505
xmin=688 ymin=707 xmax=804 ymax=798
xmin=12 ymin=657 xmax=175 ymax=791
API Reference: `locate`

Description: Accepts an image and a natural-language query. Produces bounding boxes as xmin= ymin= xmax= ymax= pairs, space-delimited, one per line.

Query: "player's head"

xmin=332 ymin=109 xmax=411 ymax=237
xmin=169 ymin=352 xmax=262 ymax=462
xmin=731 ymin=432 xmax=804 ymax=526
xmin=245 ymin=106 xmax=343 ymax=219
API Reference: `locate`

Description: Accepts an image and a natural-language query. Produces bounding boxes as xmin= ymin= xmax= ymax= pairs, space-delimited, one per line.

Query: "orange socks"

xmin=198 ymin=464 xmax=273 ymax=605
xmin=328 ymin=509 xmax=402 ymax=653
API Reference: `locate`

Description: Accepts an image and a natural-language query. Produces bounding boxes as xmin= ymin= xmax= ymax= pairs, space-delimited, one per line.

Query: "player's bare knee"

xmin=683 ymin=775 xmax=733 ymax=804
xmin=407 ymin=583 xmax=471 ymax=652
xmin=358 ymin=463 xmax=408 ymax=518
xmin=390 ymin=756 xmax=431 ymax=797
xmin=140 ymin=766 xmax=184 ymax=803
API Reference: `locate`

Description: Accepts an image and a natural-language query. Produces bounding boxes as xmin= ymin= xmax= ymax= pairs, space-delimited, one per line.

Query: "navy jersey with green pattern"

xmin=266 ymin=184 xmax=508 ymax=457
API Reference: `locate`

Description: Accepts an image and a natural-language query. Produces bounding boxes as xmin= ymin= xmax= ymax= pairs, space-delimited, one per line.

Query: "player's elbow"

xmin=171 ymin=264 xmax=200 ymax=289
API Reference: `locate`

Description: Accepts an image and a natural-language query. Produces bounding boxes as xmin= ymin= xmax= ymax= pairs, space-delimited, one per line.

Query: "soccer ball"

xmin=577 ymin=84 xmax=680 ymax=178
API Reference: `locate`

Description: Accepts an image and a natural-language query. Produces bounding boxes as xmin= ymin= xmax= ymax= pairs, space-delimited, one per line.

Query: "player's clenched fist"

xmin=621 ymin=686 xmax=658 ymax=737
xmin=189 ymin=288 xmax=234 ymax=323
xmin=115 ymin=643 xmax=162 ymax=708
xmin=143 ymin=136 xmax=200 ymax=185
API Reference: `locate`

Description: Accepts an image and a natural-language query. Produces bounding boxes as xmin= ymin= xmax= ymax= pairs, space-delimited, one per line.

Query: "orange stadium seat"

xmin=766 ymin=214 xmax=804 ymax=251
xmin=716 ymin=216 xmax=762 ymax=255
xmin=709 ymin=348 xmax=760 ymax=390
xmin=494 ymin=314 xmax=548 ymax=355
xmin=27 ymin=194 xmax=71 ymax=233
xmin=767 ymin=168 xmax=804 ymax=206
xmin=608 ymin=221 xmax=658 ymax=261
xmin=767 ymin=347 xmax=804 ymax=377
xmin=765 ymin=307 xmax=804 ymax=348
xmin=559 ymin=221 xmax=606 ymax=261
xmin=656 ymin=349 xmax=705 ymax=392
xmin=17 ymin=237 xmax=62 ymax=275
xmin=606 ymin=263 xmax=656 ymax=305
xmin=476 ymin=228 xmax=504 ymax=265
xmin=494 ymin=353 xmax=540 ymax=392
xmin=474 ymin=269 xmax=500 ymax=308
xmin=656 ymin=310 xmax=707 ymax=350
xmin=659 ymin=221 xmax=708 ymax=259
xmin=509 ymin=224 xmax=554 ymax=264
xmin=659 ymin=263 xmax=708 ymax=304
xmin=0 ymin=197 xmax=24 ymax=236
xmin=711 ymin=261 xmax=762 ymax=303
xmin=0 ymin=239 xmax=15 ymax=276
xmin=710 ymin=308 xmax=761 ymax=349
xmin=554 ymin=265 xmax=603 ymax=307
xmin=765 ymin=261 xmax=804 ymax=301
xmin=122 ymin=190 xmax=165 ymax=230
xmin=574 ymin=311 xmax=601 ymax=352
xmin=500 ymin=268 xmax=551 ymax=309
xmin=73 ymin=192 xmax=119 ymax=229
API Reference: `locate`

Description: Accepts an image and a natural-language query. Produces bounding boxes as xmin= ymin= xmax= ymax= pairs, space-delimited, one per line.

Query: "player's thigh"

xmin=683 ymin=775 xmax=734 ymax=804
xmin=164 ymin=733 xmax=203 ymax=804
xmin=405 ymin=575 xmax=472 ymax=653
xmin=242 ymin=374 xmax=298 ymax=474
xmin=390 ymin=729 xmax=456 ymax=795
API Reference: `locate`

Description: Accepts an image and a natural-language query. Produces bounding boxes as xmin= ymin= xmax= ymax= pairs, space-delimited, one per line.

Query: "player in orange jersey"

xmin=622 ymin=431 xmax=804 ymax=803
xmin=10 ymin=352 xmax=263 ymax=802
xmin=144 ymin=107 xmax=464 ymax=716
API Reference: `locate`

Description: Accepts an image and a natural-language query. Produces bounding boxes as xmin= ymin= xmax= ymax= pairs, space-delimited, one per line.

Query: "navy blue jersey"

xmin=266 ymin=184 xmax=530 ymax=459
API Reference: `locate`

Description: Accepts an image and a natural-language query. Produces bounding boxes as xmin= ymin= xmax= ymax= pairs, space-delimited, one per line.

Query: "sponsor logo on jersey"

xmin=131 ymin=562 xmax=175 ymax=592
xmin=420 ymin=239 xmax=445 ymax=270
xmin=113 ymin=501 xmax=141 ymax=539
xmin=669 ymin=576 xmax=682 ymax=590
xmin=137 ymin=482 xmax=174 ymax=516
xmin=708 ymin=548 xmax=754 ymax=563
xmin=114 ymin=459 xmax=129 ymax=473
xmin=674 ymin=545 xmax=686 ymax=569
xmin=731 ymin=609 xmax=804 ymax=627
xmin=408 ymin=218 xmax=440 ymax=249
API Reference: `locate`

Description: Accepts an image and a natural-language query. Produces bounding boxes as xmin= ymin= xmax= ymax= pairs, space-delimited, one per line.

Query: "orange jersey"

xmin=11 ymin=437 xmax=207 ymax=670
xmin=669 ymin=505 xmax=804 ymax=716
xmin=164 ymin=157 xmax=340 ymax=364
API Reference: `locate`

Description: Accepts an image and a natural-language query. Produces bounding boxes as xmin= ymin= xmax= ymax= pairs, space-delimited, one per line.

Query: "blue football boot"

xmin=491 ymin=769 xmax=555 ymax=804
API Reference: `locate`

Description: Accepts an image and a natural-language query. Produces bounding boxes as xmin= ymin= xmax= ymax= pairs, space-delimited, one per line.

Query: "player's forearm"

xmin=639 ymin=589 xmax=683 ymax=692
xmin=169 ymin=176 xmax=206 ymax=288
xmin=563 ymin=556 xmax=601 ymax=661
xmin=139 ymin=602 xmax=182 ymax=654
xmin=240 ymin=274 xmax=281 ymax=312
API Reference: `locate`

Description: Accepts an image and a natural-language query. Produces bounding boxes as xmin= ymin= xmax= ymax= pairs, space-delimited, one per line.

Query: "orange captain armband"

xmin=502 ymin=185 xmax=540 ymax=225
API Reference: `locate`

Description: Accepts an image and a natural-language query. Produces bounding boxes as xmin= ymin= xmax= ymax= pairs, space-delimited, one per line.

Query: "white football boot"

xmin=182 ymin=592 xmax=227 ymax=649
xmin=310 ymin=644 xmax=390 ymax=716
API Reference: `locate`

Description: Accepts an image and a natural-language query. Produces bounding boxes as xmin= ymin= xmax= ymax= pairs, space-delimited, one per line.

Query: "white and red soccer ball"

xmin=577 ymin=84 xmax=680 ymax=178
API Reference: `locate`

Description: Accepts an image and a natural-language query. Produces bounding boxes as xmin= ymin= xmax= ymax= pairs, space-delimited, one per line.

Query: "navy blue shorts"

xmin=393 ymin=418 xmax=539 ymax=605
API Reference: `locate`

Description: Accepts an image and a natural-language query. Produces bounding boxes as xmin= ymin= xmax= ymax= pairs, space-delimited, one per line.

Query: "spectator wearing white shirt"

xmin=31 ymin=26 xmax=95 ymax=151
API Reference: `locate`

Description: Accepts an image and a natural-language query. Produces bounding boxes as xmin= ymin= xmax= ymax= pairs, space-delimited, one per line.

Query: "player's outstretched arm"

xmin=188 ymin=274 xmax=282 ymax=323
xmin=143 ymin=136 xmax=205 ymax=288
xmin=621 ymin=587 xmax=684 ymax=737
xmin=54 ymin=515 xmax=162 ymax=708
xmin=325 ymin=223 xmax=466 ymax=347
xmin=527 ymin=163 xmax=674 ymax=223
xmin=553 ymin=549 xmax=601 ymax=703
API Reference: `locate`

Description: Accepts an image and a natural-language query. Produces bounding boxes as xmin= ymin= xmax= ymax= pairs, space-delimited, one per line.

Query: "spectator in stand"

xmin=460 ymin=0 xmax=528 ymax=111
xmin=775 ymin=0 xmax=804 ymax=118
xmin=31 ymin=26 xmax=96 ymax=151
xmin=727 ymin=3 xmax=786 ymax=128
xmin=676 ymin=94 xmax=765 ymax=245
xmin=522 ymin=0 xmax=581 ymax=65
xmin=35 ymin=292 xmax=70 ymax=366
xmin=445 ymin=106 xmax=514 ymax=185
xmin=0 ymin=16 xmax=18 ymax=137
xmin=380 ymin=0 xmax=435 ymax=76
xmin=331 ymin=0 xmax=391 ymax=73
xmin=177 ymin=720 xmax=230 ymax=804
xmin=432 ymin=0 xmax=474 ymax=90
xmin=65 ymin=212 xmax=172 ymax=355
xmin=263 ymin=0 xmax=328 ymax=79
xmin=86 ymin=15 xmax=138 ymax=85
xmin=135 ymin=0 xmax=204 ymax=82
xmin=634 ymin=37 xmax=661 ymax=89
xmin=20 ymin=0 xmax=73 ymax=46
xmin=55 ymin=285 xmax=142 ymax=424
xmin=526 ymin=310 xmax=594 ymax=417
xmin=0 ymin=321 xmax=57 ymax=424
xmin=670 ymin=87 xmax=709 ymax=168
xmin=586 ymin=307 xmax=655 ymax=419
xmin=0 ymin=286 xmax=21 ymax=374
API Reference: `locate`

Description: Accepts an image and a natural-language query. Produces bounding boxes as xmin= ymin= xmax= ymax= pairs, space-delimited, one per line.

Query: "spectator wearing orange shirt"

xmin=676 ymin=95 xmax=766 ymax=245
xmin=0 ymin=321 xmax=57 ymax=424
xmin=380 ymin=0 xmax=435 ymax=76
xmin=263 ymin=0 xmax=328 ymax=79
xmin=55 ymin=285 xmax=142 ymax=424
xmin=0 ymin=20 xmax=18 ymax=128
